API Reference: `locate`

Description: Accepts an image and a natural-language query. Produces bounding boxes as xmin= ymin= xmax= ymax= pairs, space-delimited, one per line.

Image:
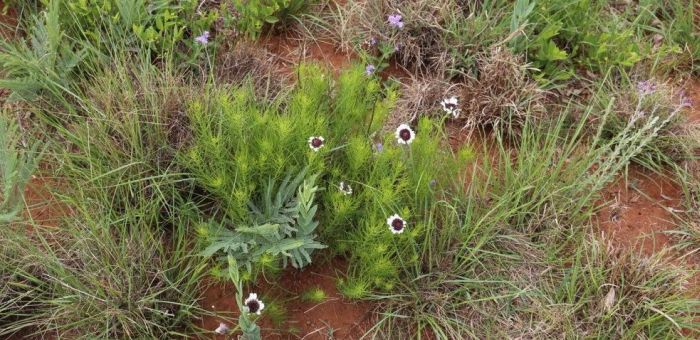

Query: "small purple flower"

xmin=637 ymin=80 xmax=656 ymax=95
xmin=394 ymin=43 xmax=401 ymax=52
xmin=388 ymin=14 xmax=404 ymax=29
xmin=375 ymin=142 xmax=383 ymax=153
xmin=365 ymin=64 xmax=376 ymax=76
xmin=681 ymin=96 xmax=692 ymax=108
xmin=369 ymin=37 xmax=378 ymax=46
xmin=679 ymin=90 xmax=692 ymax=108
xmin=429 ymin=179 xmax=437 ymax=188
xmin=194 ymin=31 xmax=210 ymax=45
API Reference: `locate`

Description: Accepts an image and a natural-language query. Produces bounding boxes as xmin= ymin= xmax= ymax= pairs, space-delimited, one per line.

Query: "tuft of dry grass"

xmin=513 ymin=238 xmax=696 ymax=338
xmin=457 ymin=47 xmax=544 ymax=133
xmin=215 ymin=42 xmax=291 ymax=101
xmin=329 ymin=0 xmax=458 ymax=75
xmin=387 ymin=47 xmax=544 ymax=135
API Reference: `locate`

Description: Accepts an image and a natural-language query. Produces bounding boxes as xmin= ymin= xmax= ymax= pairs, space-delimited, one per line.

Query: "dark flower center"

xmin=247 ymin=300 xmax=260 ymax=313
xmin=445 ymin=103 xmax=458 ymax=111
xmin=311 ymin=138 xmax=323 ymax=148
xmin=399 ymin=129 xmax=412 ymax=141
xmin=391 ymin=218 xmax=404 ymax=231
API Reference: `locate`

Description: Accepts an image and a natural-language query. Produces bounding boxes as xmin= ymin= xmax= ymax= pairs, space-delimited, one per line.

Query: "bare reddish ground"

xmin=261 ymin=34 xmax=355 ymax=76
xmin=21 ymin=177 xmax=70 ymax=228
xmin=260 ymin=32 xmax=409 ymax=80
xmin=198 ymin=259 xmax=374 ymax=339
xmin=597 ymin=166 xmax=682 ymax=254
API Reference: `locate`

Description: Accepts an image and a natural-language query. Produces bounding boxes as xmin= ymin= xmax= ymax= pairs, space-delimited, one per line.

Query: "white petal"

xmin=215 ymin=323 xmax=230 ymax=334
xmin=245 ymin=293 xmax=257 ymax=304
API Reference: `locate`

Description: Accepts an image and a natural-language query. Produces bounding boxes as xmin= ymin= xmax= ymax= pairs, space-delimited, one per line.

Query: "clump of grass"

xmin=365 ymin=89 xmax=699 ymax=337
xmin=388 ymin=47 xmax=544 ymax=135
xmin=628 ymin=0 xmax=699 ymax=75
xmin=0 ymin=51 xmax=213 ymax=338
xmin=591 ymin=77 xmax=695 ymax=171
xmin=457 ymin=47 xmax=544 ymax=133
xmin=0 ymin=206 xmax=208 ymax=338
xmin=668 ymin=157 xmax=700 ymax=254
xmin=327 ymin=0 xmax=512 ymax=76
xmin=529 ymin=238 xmax=698 ymax=338
xmin=301 ymin=286 xmax=327 ymax=303
xmin=385 ymin=75 xmax=457 ymax=127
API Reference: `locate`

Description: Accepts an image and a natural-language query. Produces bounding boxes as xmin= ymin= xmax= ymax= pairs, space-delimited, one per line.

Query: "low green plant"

xmin=57 ymin=0 xmax=218 ymax=60
xmin=201 ymin=170 xmax=326 ymax=272
xmin=519 ymin=0 xmax=642 ymax=82
xmin=0 ymin=1 xmax=86 ymax=102
xmin=1 ymin=0 xmax=219 ymax=105
xmin=0 ymin=114 xmax=40 ymax=223
xmin=184 ymin=62 xmax=473 ymax=300
xmin=301 ymin=286 xmax=327 ymax=303
xmin=233 ymin=0 xmax=310 ymax=39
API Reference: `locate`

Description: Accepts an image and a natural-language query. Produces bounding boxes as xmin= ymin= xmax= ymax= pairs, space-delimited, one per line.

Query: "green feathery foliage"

xmin=202 ymin=170 xmax=326 ymax=272
xmin=0 ymin=115 xmax=40 ymax=223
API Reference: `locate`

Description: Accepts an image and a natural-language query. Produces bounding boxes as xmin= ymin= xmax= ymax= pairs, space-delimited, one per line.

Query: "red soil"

xmin=262 ymin=34 xmax=355 ymax=76
xmin=198 ymin=259 xmax=374 ymax=339
xmin=260 ymin=32 xmax=409 ymax=80
xmin=21 ymin=178 xmax=69 ymax=228
xmin=597 ymin=166 xmax=682 ymax=254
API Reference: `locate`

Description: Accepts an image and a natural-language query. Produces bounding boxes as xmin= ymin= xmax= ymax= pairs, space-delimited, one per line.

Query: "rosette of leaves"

xmin=202 ymin=169 xmax=325 ymax=272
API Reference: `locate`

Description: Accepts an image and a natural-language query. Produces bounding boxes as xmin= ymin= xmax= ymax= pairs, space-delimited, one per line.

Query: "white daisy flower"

xmin=308 ymin=136 xmax=325 ymax=152
xmin=440 ymin=96 xmax=461 ymax=118
xmin=214 ymin=322 xmax=230 ymax=334
xmin=395 ymin=124 xmax=415 ymax=145
xmin=339 ymin=181 xmax=353 ymax=195
xmin=386 ymin=214 xmax=406 ymax=234
xmin=244 ymin=293 xmax=265 ymax=315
